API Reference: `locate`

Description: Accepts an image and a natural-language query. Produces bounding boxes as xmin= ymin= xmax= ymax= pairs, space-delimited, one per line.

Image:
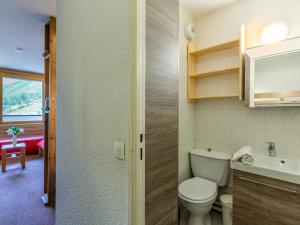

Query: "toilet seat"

xmin=179 ymin=177 xmax=217 ymax=204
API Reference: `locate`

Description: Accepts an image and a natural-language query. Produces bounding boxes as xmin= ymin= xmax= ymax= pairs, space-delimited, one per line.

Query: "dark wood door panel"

xmin=145 ymin=0 xmax=178 ymax=224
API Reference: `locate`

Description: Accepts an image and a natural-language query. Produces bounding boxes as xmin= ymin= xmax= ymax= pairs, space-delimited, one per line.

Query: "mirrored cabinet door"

xmin=245 ymin=37 xmax=300 ymax=107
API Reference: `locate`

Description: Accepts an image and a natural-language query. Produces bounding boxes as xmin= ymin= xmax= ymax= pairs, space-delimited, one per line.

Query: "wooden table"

xmin=1 ymin=143 xmax=26 ymax=172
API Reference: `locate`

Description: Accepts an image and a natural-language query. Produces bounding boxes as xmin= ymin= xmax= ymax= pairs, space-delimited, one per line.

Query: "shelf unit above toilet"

xmin=187 ymin=25 xmax=245 ymax=102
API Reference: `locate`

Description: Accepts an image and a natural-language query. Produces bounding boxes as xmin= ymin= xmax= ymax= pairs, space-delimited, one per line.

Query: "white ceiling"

xmin=0 ymin=0 xmax=56 ymax=74
xmin=180 ymin=0 xmax=239 ymax=18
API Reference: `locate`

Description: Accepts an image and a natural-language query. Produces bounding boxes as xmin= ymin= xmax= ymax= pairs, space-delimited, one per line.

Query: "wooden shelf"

xmin=187 ymin=25 xmax=245 ymax=102
xmin=255 ymin=90 xmax=300 ymax=99
xmin=190 ymin=67 xmax=240 ymax=78
xmin=190 ymin=40 xmax=240 ymax=57
xmin=190 ymin=94 xmax=240 ymax=100
xmin=256 ymin=100 xmax=300 ymax=105
xmin=254 ymin=90 xmax=300 ymax=105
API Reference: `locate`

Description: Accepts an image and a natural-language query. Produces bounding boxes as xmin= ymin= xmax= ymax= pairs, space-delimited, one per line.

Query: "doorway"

xmin=0 ymin=1 xmax=56 ymax=224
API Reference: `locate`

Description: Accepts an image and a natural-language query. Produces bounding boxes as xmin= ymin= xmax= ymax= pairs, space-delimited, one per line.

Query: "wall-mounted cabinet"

xmin=245 ymin=36 xmax=300 ymax=107
xmin=188 ymin=26 xmax=245 ymax=102
xmin=233 ymin=170 xmax=300 ymax=225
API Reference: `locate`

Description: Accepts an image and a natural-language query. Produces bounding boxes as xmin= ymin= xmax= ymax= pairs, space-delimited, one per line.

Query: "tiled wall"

xmin=194 ymin=98 xmax=300 ymax=159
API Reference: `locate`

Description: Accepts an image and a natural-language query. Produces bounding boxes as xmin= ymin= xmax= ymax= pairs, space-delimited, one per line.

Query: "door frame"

xmin=43 ymin=17 xmax=56 ymax=207
xmin=47 ymin=17 xmax=56 ymax=207
xmin=130 ymin=0 xmax=146 ymax=224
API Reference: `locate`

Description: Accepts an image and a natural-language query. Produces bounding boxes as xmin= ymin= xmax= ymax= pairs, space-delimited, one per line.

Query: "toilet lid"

xmin=179 ymin=177 xmax=217 ymax=202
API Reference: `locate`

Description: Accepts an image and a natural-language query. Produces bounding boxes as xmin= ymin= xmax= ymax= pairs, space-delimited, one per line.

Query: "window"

xmin=2 ymin=77 xmax=43 ymax=122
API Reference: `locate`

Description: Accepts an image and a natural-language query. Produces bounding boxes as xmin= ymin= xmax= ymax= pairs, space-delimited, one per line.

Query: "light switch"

xmin=114 ymin=141 xmax=125 ymax=160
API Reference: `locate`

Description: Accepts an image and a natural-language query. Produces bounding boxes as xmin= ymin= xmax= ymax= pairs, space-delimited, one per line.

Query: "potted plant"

xmin=6 ymin=127 xmax=24 ymax=146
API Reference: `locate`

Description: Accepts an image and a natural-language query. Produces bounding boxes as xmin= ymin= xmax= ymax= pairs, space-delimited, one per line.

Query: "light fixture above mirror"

xmin=261 ymin=22 xmax=289 ymax=44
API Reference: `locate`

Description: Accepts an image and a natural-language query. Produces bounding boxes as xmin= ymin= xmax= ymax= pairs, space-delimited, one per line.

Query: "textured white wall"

xmin=179 ymin=8 xmax=195 ymax=183
xmin=56 ymin=1 xmax=130 ymax=225
xmin=193 ymin=0 xmax=300 ymax=158
xmin=194 ymin=0 xmax=300 ymax=49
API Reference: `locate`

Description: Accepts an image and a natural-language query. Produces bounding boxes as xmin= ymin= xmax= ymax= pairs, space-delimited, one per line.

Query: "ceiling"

xmin=180 ymin=0 xmax=239 ymax=18
xmin=0 ymin=0 xmax=56 ymax=74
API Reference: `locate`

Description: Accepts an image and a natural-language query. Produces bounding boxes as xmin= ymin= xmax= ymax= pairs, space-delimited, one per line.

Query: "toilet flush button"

xmin=114 ymin=141 xmax=125 ymax=160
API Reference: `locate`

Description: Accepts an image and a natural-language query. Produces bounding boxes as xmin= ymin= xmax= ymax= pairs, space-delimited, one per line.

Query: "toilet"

xmin=179 ymin=149 xmax=231 ymax=225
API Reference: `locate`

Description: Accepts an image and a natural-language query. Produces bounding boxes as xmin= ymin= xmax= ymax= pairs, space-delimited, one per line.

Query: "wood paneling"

xmin=145 ymin=0 xmax=178 ymax=225
xmin=0 ymin=123 xmax=44 ymax=139
xmin=233 ymin=170 xmax=300 ymax=225
xmin=0 ymin=68 xmax=44 ymax=80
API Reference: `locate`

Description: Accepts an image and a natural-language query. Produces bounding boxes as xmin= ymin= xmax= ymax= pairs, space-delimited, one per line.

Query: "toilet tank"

xmin=190 ymin=149 xmax=232 ymax=186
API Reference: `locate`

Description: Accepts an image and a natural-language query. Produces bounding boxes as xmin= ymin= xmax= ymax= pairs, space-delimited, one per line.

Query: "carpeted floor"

xmin=0 ymin=157 xmax=55 ymax=225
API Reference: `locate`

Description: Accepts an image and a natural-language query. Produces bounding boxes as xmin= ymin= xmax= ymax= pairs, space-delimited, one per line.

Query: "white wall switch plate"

xmin=114 ymin=141 xmax=125 ymax=160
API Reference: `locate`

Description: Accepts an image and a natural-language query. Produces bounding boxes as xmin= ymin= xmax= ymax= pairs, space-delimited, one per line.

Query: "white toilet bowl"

xmin=180 ymin=149 xmax=231 ymax=225
xmin=179 ymin=177 xmax=217 ymax=225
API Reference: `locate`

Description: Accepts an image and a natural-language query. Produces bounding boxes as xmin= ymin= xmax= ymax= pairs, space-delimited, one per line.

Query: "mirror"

xmin=245 ymin=37 xmax=300 ymax=107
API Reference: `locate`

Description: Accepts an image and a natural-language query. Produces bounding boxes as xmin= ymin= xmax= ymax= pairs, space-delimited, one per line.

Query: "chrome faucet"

xmin=267 ymin=142 xmax=276 ymax=157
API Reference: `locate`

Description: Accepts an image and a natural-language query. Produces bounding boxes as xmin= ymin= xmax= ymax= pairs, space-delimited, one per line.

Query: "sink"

xmin=231 ymin=154 xmax=300 ymax=184
xmin=254 ymin=154 xmax=300 ymax=174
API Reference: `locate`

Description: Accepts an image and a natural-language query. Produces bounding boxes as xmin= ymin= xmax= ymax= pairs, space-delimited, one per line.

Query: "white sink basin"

xmin=231 ymin=154 xmax=300 ymax=184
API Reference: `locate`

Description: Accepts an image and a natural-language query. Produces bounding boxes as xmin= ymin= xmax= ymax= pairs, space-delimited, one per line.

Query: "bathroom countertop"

xmin=231 ymin=154 xmax=300 ymax=185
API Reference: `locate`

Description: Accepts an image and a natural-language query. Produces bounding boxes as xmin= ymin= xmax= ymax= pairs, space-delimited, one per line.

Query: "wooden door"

xmin=145 ymin=0 xmax=179 ymax=224
xmin=43 ymin=17 xmax=56 ymax=207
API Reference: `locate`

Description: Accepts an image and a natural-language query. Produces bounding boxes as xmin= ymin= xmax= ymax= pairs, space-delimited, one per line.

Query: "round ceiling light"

xmin=14 ymin=47 xmax=23 ymax=53
xmin=261 ymin=22 xmax=289 ymax=44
